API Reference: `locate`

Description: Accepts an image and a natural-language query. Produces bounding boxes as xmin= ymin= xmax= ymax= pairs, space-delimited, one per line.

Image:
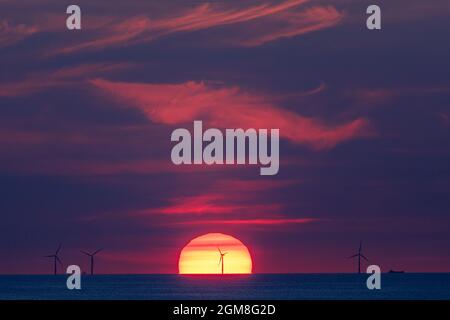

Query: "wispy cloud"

xmin=0 ymin=63 xmax=130 ymax=97
xmin=91 ymin=79 xmax=368 ymax=149
xmin=141 ymin=194 xmax=282 ymax=216
xmin=228 ymin=6 xmax=343 ymax=47
xmin=175 ymin=218 xmax=319 ymax=226
xmin=56 ymin=0 xmax=343 ymax=54
xmin=131 ymin=177 xmax=317 ymax=228
xmin=352 ymin=84 xmax=450 ymax=105
xmin=0 ymin=20 xmax=38 ymax=47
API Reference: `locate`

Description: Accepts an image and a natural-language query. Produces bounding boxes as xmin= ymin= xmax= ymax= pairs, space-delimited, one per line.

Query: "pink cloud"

xmin=129 ymin=178 xmax=299 ymax=226
xmin=56 ymin=0 xmax=343 ymax=54
xmin=0 ymin=63 xmax=130 ymax=97
xmin=353 ymin=84 xmax=450 ymax=105
xmin=215 ymin=179 xmax=298 ymax=192
xmin=229 ymin=6 xmax=343 ymax=47
xmin=175 ymin=218 xmax=318 ymax=225
xmin=138 ymin=194 xmax=282 ymax=216
xmin=91 ymin=79 xmax=368 ymax=149
xmin=0 ymin=20 xmax=38 ymax=47
xmin=56 ymin=16 xmax=153 ymax=54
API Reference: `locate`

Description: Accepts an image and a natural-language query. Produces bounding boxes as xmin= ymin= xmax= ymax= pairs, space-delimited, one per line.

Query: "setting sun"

xmin=178 ymin=233 xmax=252 ymax=274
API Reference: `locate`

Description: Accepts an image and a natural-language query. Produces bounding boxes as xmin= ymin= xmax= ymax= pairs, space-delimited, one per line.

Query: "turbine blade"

xmin=218 ymin=256 xmax=222 ymax=266
xmin=93 ymin=248 xmax=102 ymax=255
xmin=217 ymin=247 xmax=222 ymax=254
xmin=81 ymin=251 xmax=90 ymax=256
xmin=56 ymin=244 xmax=61 ymax=255
xmin=56 ymin=256 xmax=63 ymax=266
xmin=361 ymin=254 xmax=369 ymax=262
xmin=44 ymin=255 xmax=54 ymax=258
xmin=348 ymin=254 xmax=358 ymax=258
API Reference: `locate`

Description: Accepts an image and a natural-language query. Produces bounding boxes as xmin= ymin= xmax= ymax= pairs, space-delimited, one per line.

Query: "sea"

xmin=0 ymin=274 xmax=449 ymax=300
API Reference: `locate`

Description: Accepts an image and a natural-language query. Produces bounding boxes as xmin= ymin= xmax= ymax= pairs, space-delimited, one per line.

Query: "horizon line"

xmin=1 ymin=271 xmax=449 ymax=276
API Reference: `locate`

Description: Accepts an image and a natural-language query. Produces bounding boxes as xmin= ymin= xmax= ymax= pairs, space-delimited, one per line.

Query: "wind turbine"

xmin=217 ymin=247 xmax=228 ymax=275
xmin=348 ymin=241 xmax=369 ymax=274
xmin=44 ymin=244 xmax=62 ymax=275
xmin=81 ymin=248 xmax=102 ymax=275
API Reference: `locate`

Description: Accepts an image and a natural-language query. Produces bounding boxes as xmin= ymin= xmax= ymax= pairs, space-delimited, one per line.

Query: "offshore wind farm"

xmin=0 ymin=237 xmax=444 ymax=300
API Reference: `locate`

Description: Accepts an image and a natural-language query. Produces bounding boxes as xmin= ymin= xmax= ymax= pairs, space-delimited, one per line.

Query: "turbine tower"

xmin=217 ymin=247 xmax=228 ymax=275
xmin=81 ymin=248 xmax=102 ymax=275
xmin=44 ymin=244 xmax=62 ymax=275
xmin=348 ymin=241 xmax=369 ymax=274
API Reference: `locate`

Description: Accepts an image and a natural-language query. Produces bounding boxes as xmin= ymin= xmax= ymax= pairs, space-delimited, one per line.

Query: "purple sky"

xmin=1 ymin=0 xmax=450 ymax=274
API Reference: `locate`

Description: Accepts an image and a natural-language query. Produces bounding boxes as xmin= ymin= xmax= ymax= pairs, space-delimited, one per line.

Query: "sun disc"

xmin=178 ymin=233 xmax=252 ymax=274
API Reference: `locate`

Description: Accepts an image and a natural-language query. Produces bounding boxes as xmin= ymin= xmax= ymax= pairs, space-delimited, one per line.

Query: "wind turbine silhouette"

xmin=348 ymin=241 xmax=369 ymax=274
xmin=217 ymin=247 xmax=227 ymax=275
xmin=44 ymin=244 xmax=62 ymax=275
xmin=81 ymin=249 xmax=102 ymax=275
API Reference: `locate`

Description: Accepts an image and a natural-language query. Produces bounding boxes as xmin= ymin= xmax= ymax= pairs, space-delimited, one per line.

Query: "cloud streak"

xmin=142 ymin=194 xmax=282 ymax=216
xmin=175 ymin=218 xmax=318 ymax=226
xmin=229 ymin=6 xmax=343 ymax=47
xmin=0 ymin=63 xmax=130 ymax=97
xmin=0 ymin=20 xmax=38 ymax=47
xmin=57 ymin=0 xmax=343 ymax=54
xmin=91 ymin=79 xmax=368 ymax=149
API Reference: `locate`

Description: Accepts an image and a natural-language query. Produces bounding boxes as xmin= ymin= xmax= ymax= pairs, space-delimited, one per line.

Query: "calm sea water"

xmin=0 ymin=274 xmax=449 ymax=300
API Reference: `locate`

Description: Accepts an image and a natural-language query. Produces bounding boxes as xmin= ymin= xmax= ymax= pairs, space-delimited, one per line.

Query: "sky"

xmin=1 ymin=0 xmax=450 ymax=274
